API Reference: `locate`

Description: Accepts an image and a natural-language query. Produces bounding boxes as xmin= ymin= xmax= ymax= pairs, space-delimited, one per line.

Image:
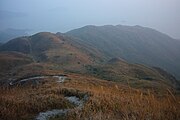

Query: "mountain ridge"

xmin=67 ymin=25 xmax=180 ymax=79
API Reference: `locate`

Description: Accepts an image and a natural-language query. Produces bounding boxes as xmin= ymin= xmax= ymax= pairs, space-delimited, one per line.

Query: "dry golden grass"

xmin=0 ymin=73 xmax=180 ymax=120
xmin=0 ymin=79 xmax=74 ymax=120
xmin=60 ymin=75 xmax=180 ymax=120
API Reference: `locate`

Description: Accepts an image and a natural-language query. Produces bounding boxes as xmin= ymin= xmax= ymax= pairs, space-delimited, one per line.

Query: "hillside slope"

xmin=0 ymin=51 xmax=33 ymax=84
xmin=0 ymin=31 xmax=179 ymax=90
xmin=85 ymin=58 xmax=180 ymax=90
xmin=0 ymin=32 xmax=104 ymax=71
xmin=67 ymin=25 xmax=180 ymax=79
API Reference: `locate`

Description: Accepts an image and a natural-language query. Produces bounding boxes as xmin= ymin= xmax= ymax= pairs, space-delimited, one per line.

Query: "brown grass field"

xmin=0 ymin=73 xmax=180 ymax=120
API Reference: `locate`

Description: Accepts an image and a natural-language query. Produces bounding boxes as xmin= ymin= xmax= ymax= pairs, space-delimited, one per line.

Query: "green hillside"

xmin=67 ymin=25 xmax=180 ymax=79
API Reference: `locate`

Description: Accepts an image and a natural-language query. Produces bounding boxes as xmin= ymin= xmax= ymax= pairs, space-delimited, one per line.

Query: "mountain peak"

xmin=30 ymin=32 xmax=63 ymax=43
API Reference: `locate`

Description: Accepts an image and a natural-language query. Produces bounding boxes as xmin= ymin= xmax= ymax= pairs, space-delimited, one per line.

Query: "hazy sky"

xmin=0 ymin=0 xmax=180 ymax=38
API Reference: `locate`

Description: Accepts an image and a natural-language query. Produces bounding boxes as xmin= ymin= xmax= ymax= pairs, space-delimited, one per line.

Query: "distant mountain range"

xmin=66 ymin=25 xmax=180 ymax=79
xmin=0 ymin=28 xmax=29 ymax=43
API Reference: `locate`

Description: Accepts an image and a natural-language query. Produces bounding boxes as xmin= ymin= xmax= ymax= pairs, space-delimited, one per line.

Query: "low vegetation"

xmin=0 ymin=73 xmax=179 ymax=120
